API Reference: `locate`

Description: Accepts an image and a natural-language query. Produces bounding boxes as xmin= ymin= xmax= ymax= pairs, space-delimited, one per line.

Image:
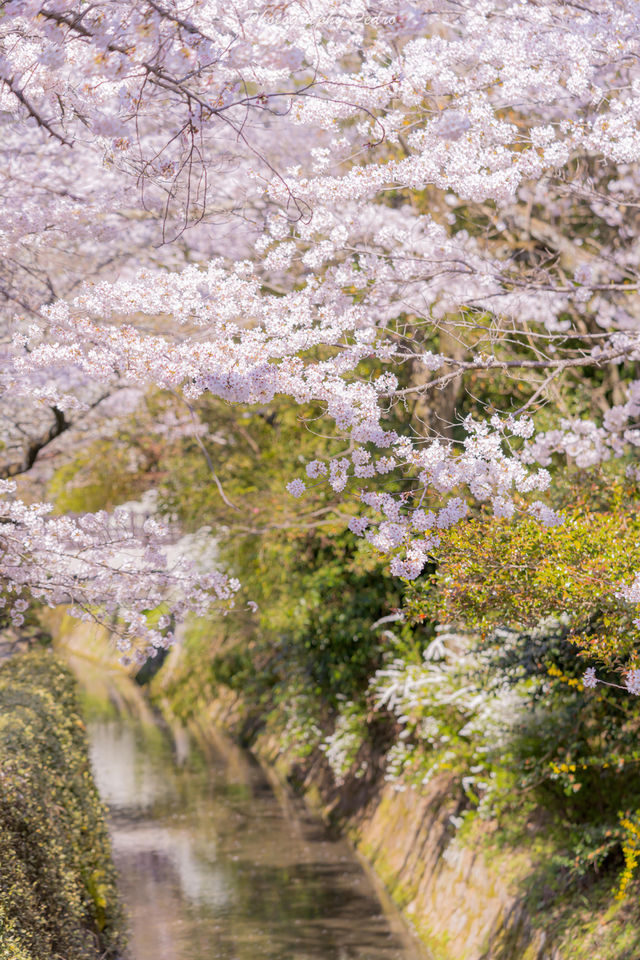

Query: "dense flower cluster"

xmin=0 ymin=480 xmax=238 ymax=658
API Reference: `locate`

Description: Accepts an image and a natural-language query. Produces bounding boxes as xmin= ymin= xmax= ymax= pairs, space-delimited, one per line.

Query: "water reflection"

xmin=89 ymin=718 xmax=424 ymax=960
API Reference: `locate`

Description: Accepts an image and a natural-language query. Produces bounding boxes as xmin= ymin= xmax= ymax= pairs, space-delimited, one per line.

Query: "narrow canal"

xmin=88 ymin=714 xmax=425 ymax=960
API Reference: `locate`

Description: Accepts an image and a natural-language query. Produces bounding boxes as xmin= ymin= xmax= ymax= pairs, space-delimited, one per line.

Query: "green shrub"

xmin=0 ymin=649 xmax=125 ymax=960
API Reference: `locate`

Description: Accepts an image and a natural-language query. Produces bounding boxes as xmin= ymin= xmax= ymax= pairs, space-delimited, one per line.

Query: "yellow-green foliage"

xmin=617 ymin=812 xmax=640 ymax=901
xmin=0 ymin=649 xmax=125 ymax=960
xmin=408 ymin=478 xmax=640 ymax=671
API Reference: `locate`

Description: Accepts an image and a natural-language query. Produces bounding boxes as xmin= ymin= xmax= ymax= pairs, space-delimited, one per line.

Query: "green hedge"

xmin=0 ymin=649 xmax=125 ymax=960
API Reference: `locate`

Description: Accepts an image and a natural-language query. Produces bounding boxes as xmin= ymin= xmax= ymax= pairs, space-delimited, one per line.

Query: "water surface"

xmin=89 ymin=716 xmax=425 ymax=960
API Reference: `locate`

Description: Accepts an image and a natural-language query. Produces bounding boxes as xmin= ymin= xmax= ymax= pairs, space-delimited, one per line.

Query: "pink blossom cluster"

xmin=2 ymin=1 xmax=640 ymax=675
xmin=0 ymin=480 xmax=238 ymax=660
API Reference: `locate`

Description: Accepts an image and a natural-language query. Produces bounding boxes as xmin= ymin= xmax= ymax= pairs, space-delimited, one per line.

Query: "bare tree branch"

xmin=1 ymin=78 xmax=71 ymax=146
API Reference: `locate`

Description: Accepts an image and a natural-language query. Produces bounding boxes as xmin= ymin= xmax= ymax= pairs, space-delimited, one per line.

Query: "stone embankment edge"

xmin=158 ymin=690 xmax=559 ymax=960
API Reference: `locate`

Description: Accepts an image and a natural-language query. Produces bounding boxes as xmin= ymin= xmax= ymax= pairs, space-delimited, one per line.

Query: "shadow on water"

xmin=88 ymin=714 xmax=426 ymax=960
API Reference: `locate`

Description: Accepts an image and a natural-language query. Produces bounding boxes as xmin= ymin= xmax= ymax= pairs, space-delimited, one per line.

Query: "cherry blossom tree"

xmin=2 ymin=0 xmax=640 ymax=671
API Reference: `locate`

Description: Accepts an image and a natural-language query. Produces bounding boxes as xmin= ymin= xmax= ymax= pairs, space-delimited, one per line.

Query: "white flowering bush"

xmin=277 ymin=686 xmax=323 ymax=759
xmin=371 ymin=631 xmax=480 ymax=787
xmin=369 ymin=629 xmax=537 ymax=822
xmin=319 ymin=700 xmax=368 ymax=785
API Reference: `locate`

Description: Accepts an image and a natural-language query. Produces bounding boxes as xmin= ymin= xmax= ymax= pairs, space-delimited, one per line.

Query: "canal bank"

xmin=87 ymin=706 xmax=426 ymax=960
xmin=49 ymin=615 xmax=640 ymax=960
xmin=158 ymin=681 xmax=640 ymax=960
xmin=47 ymin=616 xmax=429 ymax=960
xmin=165 ymin=688 xmax=552 ymax=960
